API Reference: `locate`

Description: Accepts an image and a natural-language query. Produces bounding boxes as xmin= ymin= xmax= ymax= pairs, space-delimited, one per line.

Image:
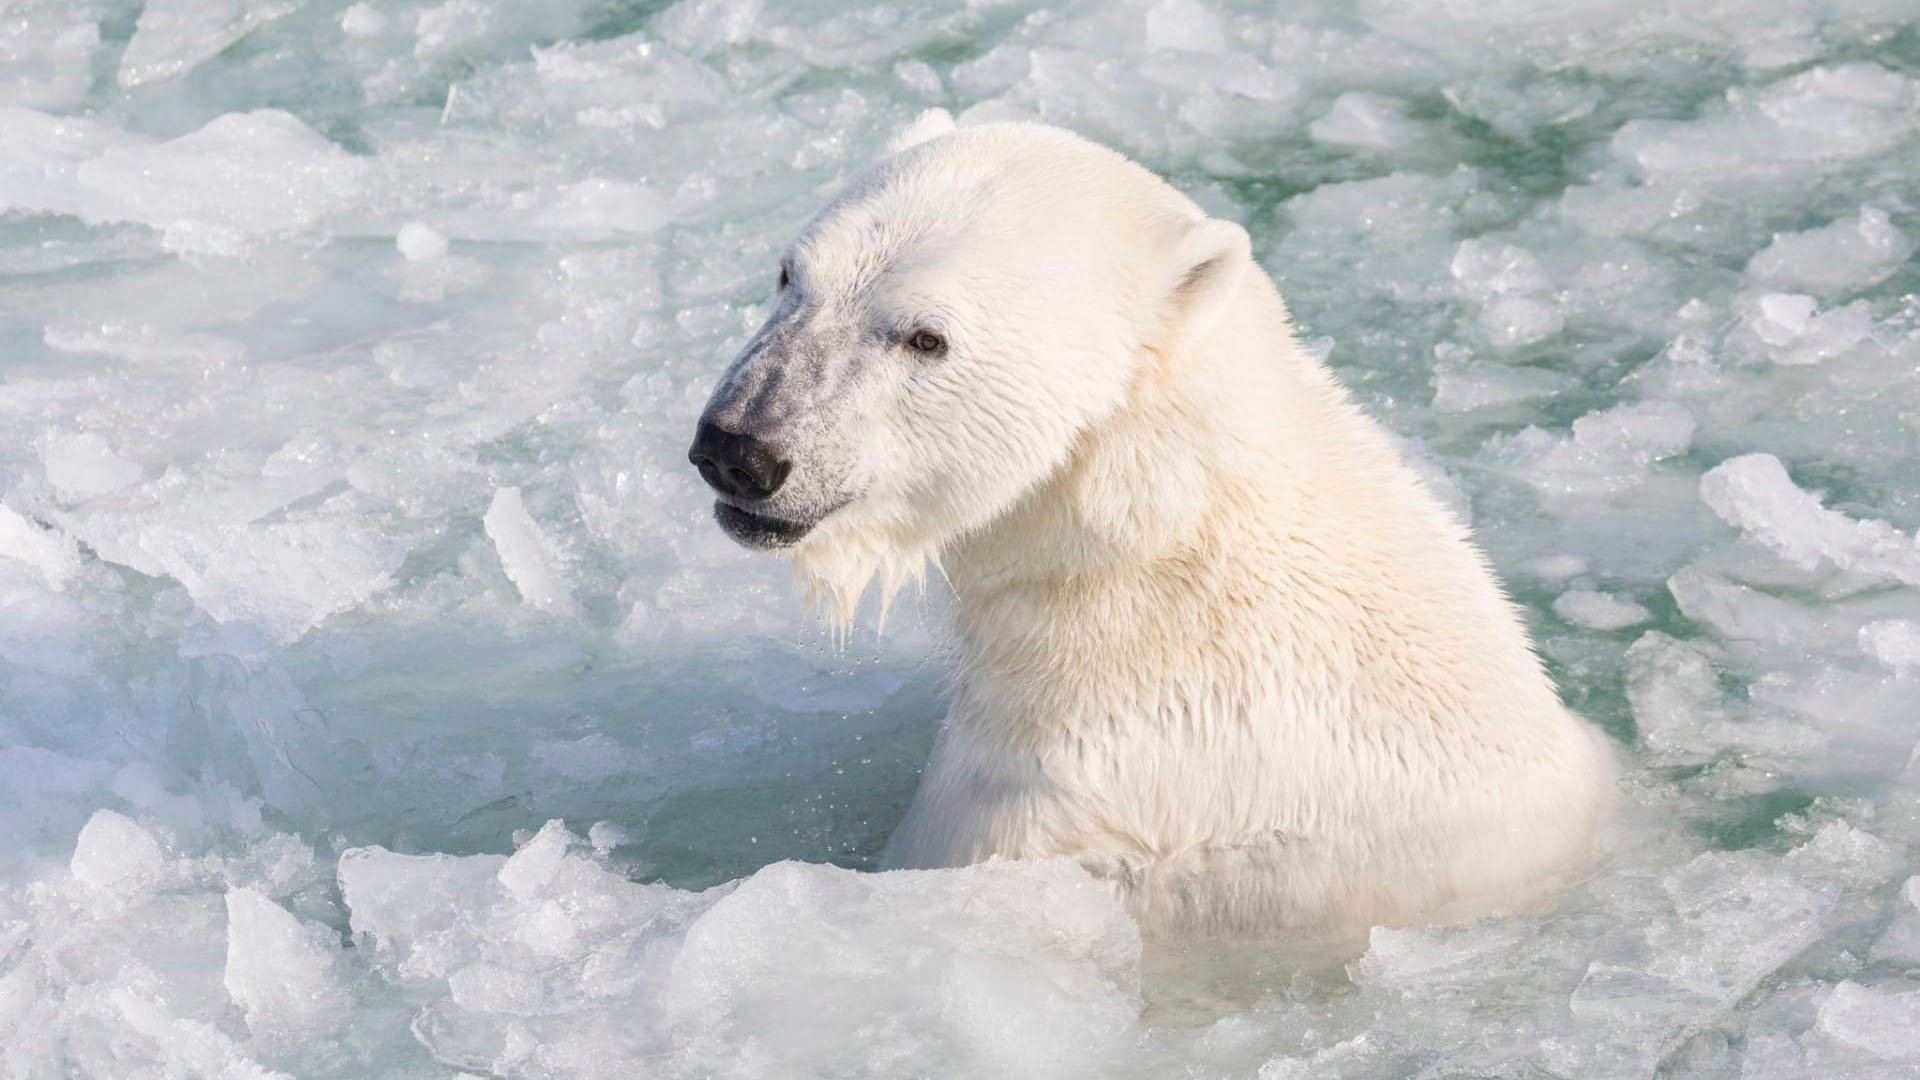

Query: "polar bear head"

xmin=689 ymin=112 xmax=1252 ymax=620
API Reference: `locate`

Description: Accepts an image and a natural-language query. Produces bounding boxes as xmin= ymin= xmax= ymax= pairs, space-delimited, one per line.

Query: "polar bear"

xmin=687 ymin=111 xmax=1614 ymax=937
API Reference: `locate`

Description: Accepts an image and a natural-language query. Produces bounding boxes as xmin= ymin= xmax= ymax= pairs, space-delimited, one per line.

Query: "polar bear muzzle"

xmin=687 ymin=419 xmax=820 ymax=549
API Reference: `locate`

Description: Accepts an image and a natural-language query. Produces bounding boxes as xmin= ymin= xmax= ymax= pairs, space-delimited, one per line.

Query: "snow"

xmin=0 ymin=0 xmax=1917 ymax=1076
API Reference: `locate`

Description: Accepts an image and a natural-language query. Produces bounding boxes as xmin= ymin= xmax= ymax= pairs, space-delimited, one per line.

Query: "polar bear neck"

xmin=936 ymin=271 xmax=1560 ymax=747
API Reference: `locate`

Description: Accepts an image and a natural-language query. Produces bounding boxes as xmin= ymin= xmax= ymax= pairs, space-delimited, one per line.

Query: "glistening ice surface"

xmin=1 ymin=0 xmax=1918 ymax=1076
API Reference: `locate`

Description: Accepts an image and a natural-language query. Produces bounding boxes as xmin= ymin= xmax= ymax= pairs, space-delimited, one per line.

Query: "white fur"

xmin=729 ymin=122 xmax=1614 ymax=937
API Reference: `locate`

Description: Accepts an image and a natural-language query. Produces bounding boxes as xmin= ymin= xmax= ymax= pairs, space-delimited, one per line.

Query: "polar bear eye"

xmin=777 ymin=264 xmax=790 ymax=292
xmin=905 ymin=329 xmax=947 ymax=357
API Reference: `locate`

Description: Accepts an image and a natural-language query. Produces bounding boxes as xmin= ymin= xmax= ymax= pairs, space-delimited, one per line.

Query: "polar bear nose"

xmin=688 ymin=421 xmax=791 ymax=501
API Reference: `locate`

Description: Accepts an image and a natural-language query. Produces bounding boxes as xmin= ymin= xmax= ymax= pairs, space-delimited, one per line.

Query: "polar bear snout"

xmin=687 ymin=418 xmax=819 ymax=550
xmin=688 ymin=421 xmax=791 ymax=501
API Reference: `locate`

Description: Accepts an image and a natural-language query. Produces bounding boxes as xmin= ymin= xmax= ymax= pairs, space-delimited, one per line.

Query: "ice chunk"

xmin=111 ymin=976 xmax=295 ymax=1080
xmin=74 ymin=111 xmax=366 ymax=255
xmin=1815 ymin=981 xmax=1920 ymax=1059
xmin=335 ymin=830 xmax=1142 ymax=1075
xmin=1625 ymin=630 xmax=1824 ymax=768
xmin=532 ymin=179 xmax=672 ymax=238
xmin=70 ymin=810 xmax=166 ymax=896
xmin=666 ymin=859 xmax=1141 ymax=1076
xmin=339 ymin=3 xmax=386 ymax=37
xmin=1477 ymin=295 xmax=1564 ymax=348
xmin=339 ymin=846 xmax=511 ymax=978
xmin=1746 ymin=206 xmax=1912 ymax=295
xmin=1667 ymin=566 xmax=1844 ymax=654
xmin=1553 ymin=589 xmax=1650 ymax=631
xmin=223 ymin=888 xmax=347 ymax=1036
xmin=1649 ymin=847 xmax=1836 ymax=1004
xmin=1450 ymin=239 xmax=1552 ymax=298
xmin=1626 ymin=631 xmax=1729 ymax=760
xmin=1526 ymin=554 xmax=1590 ymax=581
xmin=484 ymin=487 xmax=574 ymax=614
xmin=1 ymin=3 xmax=1919 ymax=1076
xmin=1753 ymin=292 xmax=1815 ymax=341
xmin=1698 ymin=453 xmax=1920 ymax=585
xmin=1872 ymin=878 xmax=1920 ymax=966
xmin=1431 ymin=362 xmax=1576 ymax=412
xmin=396 ymin=221 xmax=449 ymax=261
xmin=132 ymin=520 xmax=404 ymax=645
xmin=1144 ymin=0 xmax=1227 ymax=54
xmin=498 ymin=819 xmax=572 ymax=899
xmin=1445 ymin=240 xmax=1565 ymax=345
xmin=119 ymin=0 xmax=297 ymax=87
xmin=1746 ymin=294 xmax=1873 ymax=365
xmin=1309 ymin=92 xmax=1415 ymax=149
xmin=1495 ymin=400 xmax=1695 ymax=496
xmin=0 ymin=5 xmax=101 ymax=110
xmin=40 ymin=431 xmax=142 ymax=502
xmin=659 ymin=0 xmax=767 ymax=57
xmin=0 ymin=504 xmax=83 ymax=589
xmin=1860 ymin=620 xmax=1920 ymax=673
xmin=1611 ymin=64 xmax=1917 ymax=180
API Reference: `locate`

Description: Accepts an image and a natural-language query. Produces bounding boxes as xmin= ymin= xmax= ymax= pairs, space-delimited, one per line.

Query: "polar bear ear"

xmin=1153 ymin=217 xmax=1252 ymax=348
xmin=886 ymin=108 xmax=957 ymax=156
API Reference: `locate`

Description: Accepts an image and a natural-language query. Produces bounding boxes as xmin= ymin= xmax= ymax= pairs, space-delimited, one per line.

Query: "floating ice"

xmin=0 ymin=2 xmax=101 ymax=110
xmin=1 ymin=1 xmax=1917 ymax=1076
xmin=1553 ymin=589 xmax=1651 ymax=631
xmin=39 ymin=431 xmax=142 ymax=502
xmin=1431 ymin=362 xmax=1576 ymax=413
xmin=1699 ymin=453 xmax=1920 ymax=585
xmin=119 ymin=0 xmax=297 ymax=88
xmin=485 ymin=486 xmax=575 ymax=614
xmin=1309 ymin=92 xmax=1415 ymax=149
xmin=1860 ymin=620 xmax=1920 ymax=674
xmin=396 ymin=221 xmax=449 ymax=261
xmin=59 ymin=110 xmax=368 ymax=255
xmin=128 ymin=520 xmax=405 ymax=645
xmin=0 ymin=503 xmax=83 ymax=588
xmin=1746 ymin=294 xmax=1875 ymax=366
xmin=1746 ymin=206 xmax=1912 ymax=295
xmin=532 ymin=179 xmax=673 ymax=238
xmin=222 ymin=887 xmax=348 ymax=1037
xmin=1495 ymin=400 xmax=1696 ymax=496
xmin=69 ymin=809 xmax=166 ymax=897
xmin=330 ymin=824 xmax=1138 ymax=1076
xmin=1815 ymin=981 xmax=1920 ymax=1060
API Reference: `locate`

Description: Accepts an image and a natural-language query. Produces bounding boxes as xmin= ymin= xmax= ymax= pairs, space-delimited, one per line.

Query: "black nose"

xmin=688 ymin=422 xmax=791 ymax=501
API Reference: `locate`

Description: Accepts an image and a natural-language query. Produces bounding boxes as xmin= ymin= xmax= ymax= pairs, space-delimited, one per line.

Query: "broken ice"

xmin=0 ymin=0 xmax=1917 ymax=1077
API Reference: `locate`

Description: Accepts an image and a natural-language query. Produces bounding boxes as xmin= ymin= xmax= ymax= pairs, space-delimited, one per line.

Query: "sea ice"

xmin=69 ymin=807 xmax=164 ymax=885
xmin=1553 ymin=589 xmax=1651 ymax=631
xmin=1309 ymin=92 xmax=1415 ymax=150
xmin=0 ymin=1 xmax=1916 ymax=1077
xmin=222 ymin=887 xmax=348 ymax=1036
xmin=1814 ymin=981 xmax=1920 ymax=1060
xmin=1699 ymin=453 xmax=1920 ymax=586
xmin=396 ymin=221 xmax=449 ymax=261
xmin=1495 ymin=400 xmax=1696 ymax=497
xmin=1746 ymin=206 xmax=1912 ymax=295
xmin=119 ymin=0 xmax=297 ymax=88
xmin=484 ymin=486 xmax=575 ymax=615
xmin=69 ymin=110 xmax=368 ymax=255
xmin=1860 ymin=620 xmax=1920 ymax=674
